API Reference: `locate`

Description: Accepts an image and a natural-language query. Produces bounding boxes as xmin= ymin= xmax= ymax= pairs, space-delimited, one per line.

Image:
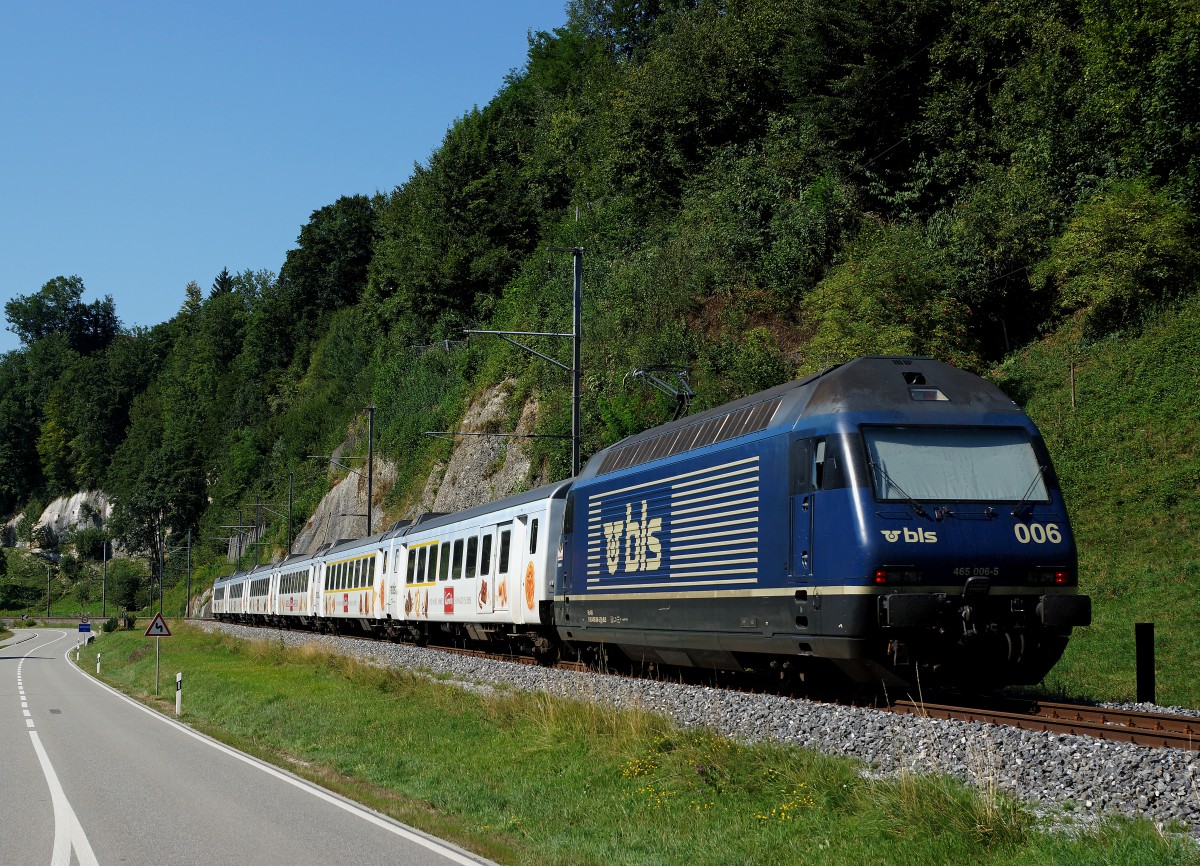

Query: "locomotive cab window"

xmin=794 ymin=437 xmax=840 ymax=491
xmin=863 ymin=426 xmax=1049 ymax=502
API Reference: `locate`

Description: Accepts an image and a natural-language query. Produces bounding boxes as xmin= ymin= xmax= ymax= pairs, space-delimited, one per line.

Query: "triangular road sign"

xmin=144 ymin=613 xmax=172 ymax=637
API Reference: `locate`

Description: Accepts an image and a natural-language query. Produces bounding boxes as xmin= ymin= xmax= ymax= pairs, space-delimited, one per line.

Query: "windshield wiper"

xmin=1011 ymin=465 xmax=1047 ymax=518
xmin=869 ymin=460 xmax=928 ymax=517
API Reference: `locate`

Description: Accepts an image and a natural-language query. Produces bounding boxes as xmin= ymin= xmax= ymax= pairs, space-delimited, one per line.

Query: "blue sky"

xmin=0 ymin=1 xmax=570 ymax=354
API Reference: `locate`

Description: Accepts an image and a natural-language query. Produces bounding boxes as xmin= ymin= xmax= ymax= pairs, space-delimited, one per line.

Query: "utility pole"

xmin=367 ymin=406 xmax=374 ymax=535
xmin=288 ymin=472 xmax=294 ymax=553
xmin=184 ymin=529 xmax=192 ymax=618
xmin=568 ymin=248 xmax=582 ymax=476
xmin=158 ymin=532 xmax=164 ymax=616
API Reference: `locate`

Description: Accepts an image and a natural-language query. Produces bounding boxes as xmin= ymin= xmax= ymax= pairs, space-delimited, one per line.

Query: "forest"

xmin=1 ymin=0 xmax=1197 ymax=615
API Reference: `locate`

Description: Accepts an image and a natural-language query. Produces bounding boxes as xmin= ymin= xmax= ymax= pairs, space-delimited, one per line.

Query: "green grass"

xmin=995 ymin=295 xmax=1200 ymax=707
xmin=85 ymin=623 xmax=1198 ymax=866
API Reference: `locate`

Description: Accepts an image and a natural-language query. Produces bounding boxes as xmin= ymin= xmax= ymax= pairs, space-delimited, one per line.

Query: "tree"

xmin=279 ymin=196 xmax=376 ymax=319
xmin=5 ymin=275 xmax=120 ymax=355
xmin=210 ymin=267 xmax=235 ymax=297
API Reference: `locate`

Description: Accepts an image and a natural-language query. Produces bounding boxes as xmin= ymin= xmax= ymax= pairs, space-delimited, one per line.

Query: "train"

xmin=212 ymin=355 xmax=1092 ymax=690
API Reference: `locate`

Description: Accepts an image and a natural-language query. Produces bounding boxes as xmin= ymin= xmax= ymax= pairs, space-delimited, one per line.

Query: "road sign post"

xmin=144 ymin=613 xmax=172 ymax=696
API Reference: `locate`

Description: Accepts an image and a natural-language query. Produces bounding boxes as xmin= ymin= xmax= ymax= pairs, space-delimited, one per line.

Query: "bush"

xmin=800 ymin=221 xmax=980 ymax=373
xmin=1032 ymin=178 xmax=1200 ymax=337
xmin=71 ymin=527 xmax=108 ymax=561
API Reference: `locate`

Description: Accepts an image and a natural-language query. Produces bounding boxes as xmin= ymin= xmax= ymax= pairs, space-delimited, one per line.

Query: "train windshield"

xmin=863 ymin=426 xmax=1048 ymax=502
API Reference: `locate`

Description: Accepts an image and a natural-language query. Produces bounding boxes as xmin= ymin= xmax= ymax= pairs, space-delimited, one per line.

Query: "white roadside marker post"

xmin=96 ymin=653 xmax=100 ymax=674
xmin=176 ymin=672 xmax=182 ymax=716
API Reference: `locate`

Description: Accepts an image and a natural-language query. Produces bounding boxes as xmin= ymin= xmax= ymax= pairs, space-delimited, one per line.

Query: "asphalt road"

xmin=1 ymin=629 xmax=496 ymax=866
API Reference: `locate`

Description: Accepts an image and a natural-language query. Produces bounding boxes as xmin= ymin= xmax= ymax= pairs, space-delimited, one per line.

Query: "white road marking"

xmin=63 ymin=636 xmax=493 ymax=865
xmin=30 ymin=731 xmax=100 ymax=866
xmin=16 ymin=632 xmax=101 ymax=866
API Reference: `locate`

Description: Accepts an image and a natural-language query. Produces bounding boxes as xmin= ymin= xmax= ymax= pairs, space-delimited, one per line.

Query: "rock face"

xmin=288 ymin=456 xmax=398 ymax=557
xmin=237 ymin=382 xmax=545 ymax=562
xmin=40 ymin=492 xmax=111 ymax=537
xmin=283 ymin=382 xmax=544 ymax=559
xmin=3 ymin=491 xmax=111 ymax=550
xmin=405 ymin=381 xmax=546 ymax=517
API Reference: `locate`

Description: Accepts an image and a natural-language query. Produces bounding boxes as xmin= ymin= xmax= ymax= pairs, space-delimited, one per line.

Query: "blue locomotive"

xmin=213 ymin=355 xmax=1090 ymax=691
xmin=555 ymin=356 xmax=1091 ymax=688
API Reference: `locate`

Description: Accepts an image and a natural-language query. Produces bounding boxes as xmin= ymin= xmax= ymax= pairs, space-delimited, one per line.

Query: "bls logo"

xmin=604 ymin=501 xmax=663 ymax=574
xmin=880 ymin=528 xmax=939 ymax=544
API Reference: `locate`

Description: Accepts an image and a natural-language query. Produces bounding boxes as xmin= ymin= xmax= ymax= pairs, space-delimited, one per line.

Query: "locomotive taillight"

xmin=873 ymin=567 xmax=921 ymax=585
xmin=1029 ymin=568 xmax=1074 ymax=586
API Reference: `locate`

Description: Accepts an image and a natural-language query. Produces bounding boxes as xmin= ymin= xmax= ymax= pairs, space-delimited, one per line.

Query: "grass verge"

xmin=85 ymin=623 xmax=1198 ymax=866
xmin=995 ymin=295 xmax=1200 ymax=707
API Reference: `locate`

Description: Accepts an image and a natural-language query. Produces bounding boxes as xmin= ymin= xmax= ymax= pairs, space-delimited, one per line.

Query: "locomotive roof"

xmin=578 ymin=356 xmax=1023 ymax=481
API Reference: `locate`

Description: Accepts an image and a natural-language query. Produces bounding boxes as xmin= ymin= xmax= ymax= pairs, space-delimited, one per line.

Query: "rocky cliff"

xmin=282 ymin=381 xmax=545 ymax=559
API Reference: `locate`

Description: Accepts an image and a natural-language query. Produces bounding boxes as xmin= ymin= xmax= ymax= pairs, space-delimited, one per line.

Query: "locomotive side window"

xmin=791 ymin=439 xmax=813 ymax=493
xmin=562 ymin=493 xmax=575 ymax=535
xmin=813 ymin=439 xmax=829 ymax=489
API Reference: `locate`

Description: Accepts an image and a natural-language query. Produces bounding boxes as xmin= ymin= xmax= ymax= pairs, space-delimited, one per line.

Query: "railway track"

xmin=425 ymin=640 xmax=1200 ymax=752
xmin=885 ymin=696 xmax=1200 ymax=751
xmin=196 ymin=618 xmax=1200 ymax=752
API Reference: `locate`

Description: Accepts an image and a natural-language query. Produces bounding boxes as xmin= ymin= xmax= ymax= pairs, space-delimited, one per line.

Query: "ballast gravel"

xmin=200 ymin=621 xmax=1200 ymax=839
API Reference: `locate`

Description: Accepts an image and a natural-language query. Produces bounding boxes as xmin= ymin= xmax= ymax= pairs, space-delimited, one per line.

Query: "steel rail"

xmin=887 ymin=698 xmax=1200 ymax=751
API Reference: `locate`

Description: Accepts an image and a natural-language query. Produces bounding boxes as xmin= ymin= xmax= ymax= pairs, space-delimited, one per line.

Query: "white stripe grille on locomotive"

xmin=584 ymin=456 xmax=760 ymax=587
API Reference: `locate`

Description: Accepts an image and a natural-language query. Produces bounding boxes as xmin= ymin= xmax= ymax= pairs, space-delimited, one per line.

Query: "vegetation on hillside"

xmin=1 ymin=0 xmax=1197 ymax=700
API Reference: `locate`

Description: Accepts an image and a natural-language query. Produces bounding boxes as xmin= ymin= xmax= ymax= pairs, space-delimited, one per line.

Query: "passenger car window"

xmin=480 ymin=534 xmax=493 ymax=576
xmin=529 ymin=519 xmax=539 ymax=554
xmin=498 ymin=529 xmax=511 ymax=575
xmin=466 ymin=536 xmax=478 ymax=579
